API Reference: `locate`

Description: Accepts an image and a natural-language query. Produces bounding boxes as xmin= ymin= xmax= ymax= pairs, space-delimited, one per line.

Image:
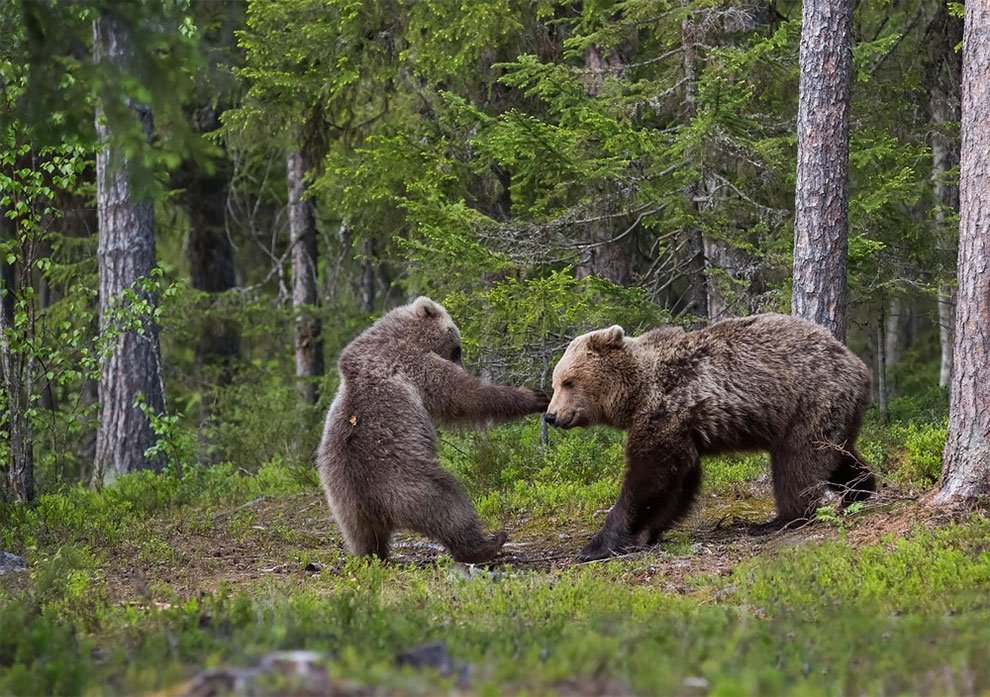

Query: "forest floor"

xmin=97 ymin=482 xmax=924 ymax=604
xmin=2 ymin=423 xmax=989 ymax=696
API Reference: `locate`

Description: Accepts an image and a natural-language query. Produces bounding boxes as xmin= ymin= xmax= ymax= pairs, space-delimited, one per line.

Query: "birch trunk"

xmin=0 ymin=234 xmax=34 ymax=502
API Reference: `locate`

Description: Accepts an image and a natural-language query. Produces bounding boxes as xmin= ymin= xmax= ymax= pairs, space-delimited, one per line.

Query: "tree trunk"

xmin=92 ymin=11 xmax=167 ymax=485
xmin=287 ymin=149 xmax=323 ymax=406
xmin=0 ymin=313 xmax=35 ymax=503
xmin=180 ymin=107 xmax=240 ymax=386
xmin=680 ymin=4 xmax=709 ymax=320
xmin=938 ymin=287 xmax=955 ymax=388
xmin=935 ymin=1 xmax=990 ymax=503
xmin=0 ymin=251 xmax=13 ymax=329
xmin=791 ymin=0 xmax=854 ymax=343
xmin=883 ymin=296 xmax=905 ymax=399
xmin=360 ymin=236 xmax=377 ymax=313
xmin=933 ymin=112 xmax=957 ymax=388
xmin=0 ymin=217 xmax=35 ymax=502
xmin=574 ymin=43 xmax=634 ymax=287
xmin=929 ymin=4 xmax=964 ymax=389
xmin=876 ymin=301 xmax=888 ymax=418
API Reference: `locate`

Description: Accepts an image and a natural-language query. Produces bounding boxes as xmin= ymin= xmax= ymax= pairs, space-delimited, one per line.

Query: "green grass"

xmin=4 ymin=404 xmax=985 ymax=696
xmin=5 ymin=517 xmax=990 ymax=696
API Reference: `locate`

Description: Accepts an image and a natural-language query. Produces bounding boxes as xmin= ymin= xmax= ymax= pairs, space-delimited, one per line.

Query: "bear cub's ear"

xmin=411 ymin=296 xmax=442 ymax=319
xmin=588 ymin=325 xmax=625 ymax=352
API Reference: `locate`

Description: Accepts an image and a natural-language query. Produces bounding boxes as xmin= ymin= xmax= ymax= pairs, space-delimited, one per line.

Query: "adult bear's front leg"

xmin=576 ymin=429 xmax=697 ymax=562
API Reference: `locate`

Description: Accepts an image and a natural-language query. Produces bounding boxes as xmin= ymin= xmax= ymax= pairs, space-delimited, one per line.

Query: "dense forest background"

xmin=7 ymin=2 xmax=990 ymax=695
xmin=0 ymin=0 xmax=968 ymax=496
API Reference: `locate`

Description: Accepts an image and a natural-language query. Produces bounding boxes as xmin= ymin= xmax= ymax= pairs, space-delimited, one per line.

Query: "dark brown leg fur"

xmin=577 ymin=434 xmax=698 ymax=562
xmin=828 ymin=449 xmax=875 ymax=506
xmin=640 ymin=463 xmax=702 ymax=547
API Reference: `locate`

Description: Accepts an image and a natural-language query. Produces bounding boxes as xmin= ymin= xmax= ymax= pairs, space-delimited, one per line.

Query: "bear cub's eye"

xmin=450 ymin=345 xmax=462 ymax=363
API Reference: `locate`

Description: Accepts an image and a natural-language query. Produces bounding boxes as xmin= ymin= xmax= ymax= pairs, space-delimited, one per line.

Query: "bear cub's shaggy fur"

xmin=318 ymin=296 xmax=549 ymax=563
xmin=545 ymin=313 xmax=875 ymax=561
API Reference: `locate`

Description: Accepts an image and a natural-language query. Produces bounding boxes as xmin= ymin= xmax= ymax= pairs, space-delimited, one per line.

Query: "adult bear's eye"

xmin=561 ymin=379 xmax=574 ymax=389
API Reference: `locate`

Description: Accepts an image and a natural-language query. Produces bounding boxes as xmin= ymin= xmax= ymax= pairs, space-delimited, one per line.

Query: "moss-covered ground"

xmin=3 ymin=403 xmax=986 ymax=696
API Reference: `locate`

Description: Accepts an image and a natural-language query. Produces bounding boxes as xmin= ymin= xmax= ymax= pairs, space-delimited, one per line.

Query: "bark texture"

xmin=791 ymin=0 xmax=854 ymax=342
xmin=93 ymin=12 xmax=166 ymax=485
xmin=287 ymin=149 xmax=324 ymax=406
xmin=936 ymin=1 xmax=990 ymax=503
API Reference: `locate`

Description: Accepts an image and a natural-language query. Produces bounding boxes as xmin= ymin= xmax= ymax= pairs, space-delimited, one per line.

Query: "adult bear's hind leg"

xmin=760 ymin=441 xmax=828 ymax=532
xmin=828 ymin=448 xmax=876 ymax=506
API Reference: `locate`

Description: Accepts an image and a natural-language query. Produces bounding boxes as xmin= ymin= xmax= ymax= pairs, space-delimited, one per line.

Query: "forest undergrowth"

xmin=2 ymin=395 xmax=987 ymax=697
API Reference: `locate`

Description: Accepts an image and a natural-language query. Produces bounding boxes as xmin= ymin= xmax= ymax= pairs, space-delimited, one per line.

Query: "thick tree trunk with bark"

xmin=791 ymin=0 xmax=854 ymax=343
xmin=93 ymin=12 xmax=167 ymax=485
xmin=936 ymin=1 xmax=990 ymax=503
xmin=287 ymin=149 xmax=323 ymax=406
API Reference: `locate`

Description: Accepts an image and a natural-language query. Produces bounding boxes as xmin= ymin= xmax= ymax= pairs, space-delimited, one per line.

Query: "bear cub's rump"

xmin=318 ymin=297 xmax=549 ymax=563
xmin=545 ymin=313 xmax=875 ymax=561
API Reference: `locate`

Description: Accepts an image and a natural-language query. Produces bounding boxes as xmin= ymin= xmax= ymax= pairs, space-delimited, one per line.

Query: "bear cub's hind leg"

xmin=339 ymin=512 xmax=392 ymax=560
xmin=398 ymin=467 xmax=508 ymax=564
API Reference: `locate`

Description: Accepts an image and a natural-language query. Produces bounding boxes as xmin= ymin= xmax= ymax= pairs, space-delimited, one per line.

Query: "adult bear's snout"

xmin=543 ymin=412 xmax=557 ymax=426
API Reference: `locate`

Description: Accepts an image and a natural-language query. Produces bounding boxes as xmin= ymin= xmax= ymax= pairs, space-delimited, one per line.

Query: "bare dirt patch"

xmin=96 ymin=481 xmax=934 ymax=606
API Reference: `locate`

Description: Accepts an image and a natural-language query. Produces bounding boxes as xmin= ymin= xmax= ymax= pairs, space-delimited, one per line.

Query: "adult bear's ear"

xmin=411 ymin=296 xmax=441 ymax=319
xmin=588 ymin=325 xmax=625 ymax=352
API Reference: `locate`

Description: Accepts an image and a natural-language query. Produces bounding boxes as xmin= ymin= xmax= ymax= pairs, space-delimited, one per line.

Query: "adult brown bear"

xmin=544 ymin=314 xmax=875 ymax=561
xmin=318 ymin=297 xmax=549 ymax=563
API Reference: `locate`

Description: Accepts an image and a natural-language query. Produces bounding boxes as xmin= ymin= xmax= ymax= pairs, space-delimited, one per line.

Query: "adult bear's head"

xmin=545 ymin=325 xmax=640 ymax=429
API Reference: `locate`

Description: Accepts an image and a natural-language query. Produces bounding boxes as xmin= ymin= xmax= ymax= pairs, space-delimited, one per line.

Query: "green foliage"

xmin=702 ymin=452 xmax=769 ymax=490
xmin=2 ymin=1 xmax=207 ymax=190
xmin=6 ymin=468 xmax=990 ymax=696
xmin=440 ymin=421 xmax=625 ymax=519
xmin=0 ymin=461 xmax=316 ymax=555
xmin=440 ymin=272 xmax=674 ymax=383
xmin=885 ymin=421 xmax=949 ymax=486
xmin=858 ymin=389 xmax=949 ymax=487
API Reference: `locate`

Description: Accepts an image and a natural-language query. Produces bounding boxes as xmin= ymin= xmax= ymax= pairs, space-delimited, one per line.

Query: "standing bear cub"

xmin=318 ymin=297 xmax=549 ymax=563
xmin=545 ymin=314 xmax=875 ymax=561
